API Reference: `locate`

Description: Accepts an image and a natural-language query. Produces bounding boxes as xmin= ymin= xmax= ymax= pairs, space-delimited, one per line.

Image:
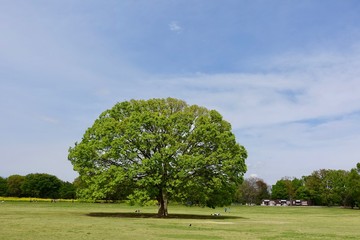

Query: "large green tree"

xmin=68 ymin=98 xmax=247 ymax=216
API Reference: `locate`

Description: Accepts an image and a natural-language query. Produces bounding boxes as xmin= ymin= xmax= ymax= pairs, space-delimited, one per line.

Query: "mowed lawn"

xmin=1 ymin=201 xmax=359 ymax=240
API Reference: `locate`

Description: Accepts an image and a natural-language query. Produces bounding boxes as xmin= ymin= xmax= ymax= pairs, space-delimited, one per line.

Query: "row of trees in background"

xmin=1 ymin=163 xmax=359 ymax=208
xmin=236 ymin=163 xmax=360 ymax=208
xmin=0 ymin=173 xmax=76 ymax=199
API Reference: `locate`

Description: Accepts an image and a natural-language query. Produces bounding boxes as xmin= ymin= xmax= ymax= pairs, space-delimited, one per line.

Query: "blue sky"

xmin=1 ymin=0 xmax=360 ymax=184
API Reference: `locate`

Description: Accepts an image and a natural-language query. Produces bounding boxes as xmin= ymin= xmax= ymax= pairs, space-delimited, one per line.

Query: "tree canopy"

xmin=21 ymin=173 xmax=62 ymax=199
xmin=68 ymin=98 xmax=247 ymax=216
xmin=6 ymin=175 xmax=25 ymax=197
xmin=235 ymin=177 xmax=270 ymax=205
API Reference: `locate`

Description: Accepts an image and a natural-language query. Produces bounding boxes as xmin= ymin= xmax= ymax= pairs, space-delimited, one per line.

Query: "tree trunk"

xmin=157 ymin=189 xmax=168 ymax=217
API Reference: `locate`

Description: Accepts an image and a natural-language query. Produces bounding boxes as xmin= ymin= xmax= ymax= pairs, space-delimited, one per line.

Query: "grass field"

xmin=1 ymin=201 xmax=359 ymax=240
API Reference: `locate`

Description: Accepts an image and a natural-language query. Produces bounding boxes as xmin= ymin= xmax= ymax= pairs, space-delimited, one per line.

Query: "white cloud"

xmin=169 ymin=21 xmax=182 ymax=33
xmin=145 ymin=47 xmax=360 ymax=131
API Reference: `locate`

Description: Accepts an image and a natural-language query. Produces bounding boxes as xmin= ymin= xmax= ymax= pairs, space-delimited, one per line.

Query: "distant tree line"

xmin=0 ymin=173 xmax=76 ymax=199
xmin=1 ymin=163 xmax=359 ymax=208
xmin=236 ymin=162 xmax=360 ymax=208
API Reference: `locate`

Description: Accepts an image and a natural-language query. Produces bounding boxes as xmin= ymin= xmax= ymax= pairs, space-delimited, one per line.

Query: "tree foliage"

xmin=271 ymin=177 xmax=307 ymax=203
xmin=68 ymin=98 xmax=247 ymax=216
xmin=346 ymin=165 xmax=360 ymax=207
xmin=303 ymin=169 xmax=349 ymax=206
xmin=0 ymin=177 xmax=7 ymax=196
xmin=269 ymin=165 xmax=360 ymax=208
xmin=59 ymin=182 xmax=76 ymax=199
xmin=235 ymin=177 xmax=270 ymax=205
xmin=21 ymin=173 xmax=62 ymax=199
xmin=6 ymin=175 xmax=25 ymax=197
xmin=272 ymin=166 xmax=357 ymax=207
xmin=3 ymin=174 xmax=76 ymax=199
xmin=271 ymin=179 xmax=290 ymax=200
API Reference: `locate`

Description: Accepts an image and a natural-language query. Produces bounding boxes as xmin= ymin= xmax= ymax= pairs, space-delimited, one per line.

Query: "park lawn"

xmin=0 ymin=202 xmax=359 ymax=240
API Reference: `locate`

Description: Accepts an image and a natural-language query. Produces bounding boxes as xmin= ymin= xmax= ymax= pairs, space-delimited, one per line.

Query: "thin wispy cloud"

xmin=169 ymin=21 xmax=182 ymax=33
xmin=152 ymin=48 xmax=360 ymax=129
